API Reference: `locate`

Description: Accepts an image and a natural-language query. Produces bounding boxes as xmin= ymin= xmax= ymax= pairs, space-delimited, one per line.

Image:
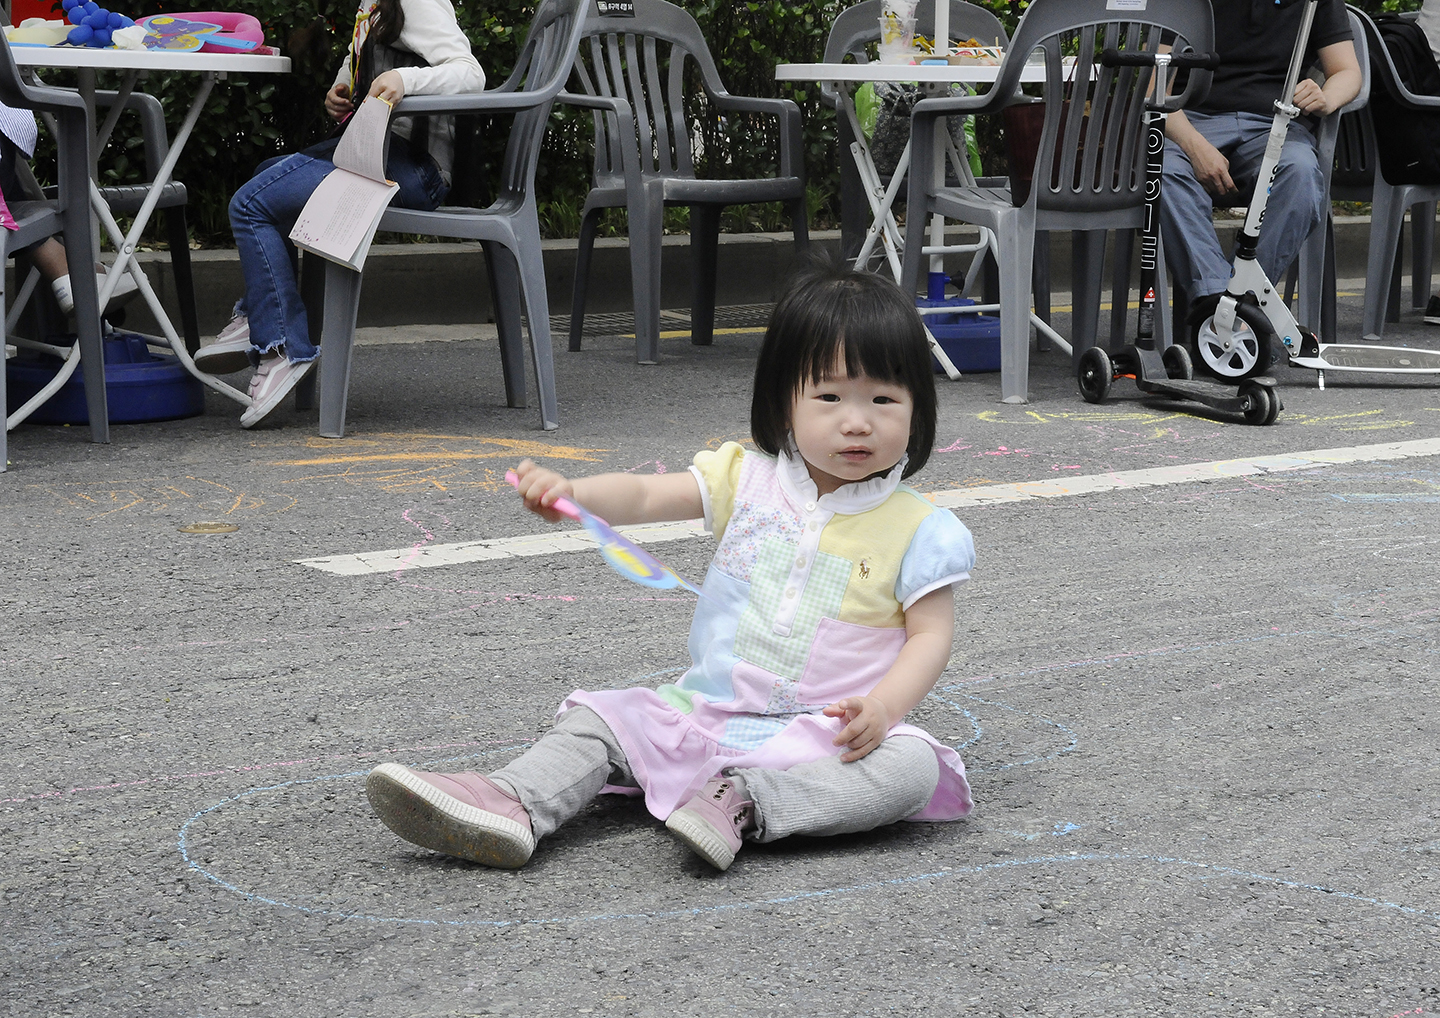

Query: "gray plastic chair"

xmin=822 ymin=0 xmax=1009 ymax=261
xmin=564 ymin=0 xmax=808 ymax=362
xmin=315 ymin=0 xmax=586 ymax=436
xmin=1351 ymin=6 xmax=1440 ymax=341
xmin=1290 ymin=7 xmax=1371 ymax=346
xmin=1 ymin=30 xmax=106 ymax=466
xmin=899 ymin=0 xmax=1214 ymax=402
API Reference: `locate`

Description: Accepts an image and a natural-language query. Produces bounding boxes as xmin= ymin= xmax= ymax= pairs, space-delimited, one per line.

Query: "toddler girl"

xmin=367 ymin=264 xmax=976 ymax=871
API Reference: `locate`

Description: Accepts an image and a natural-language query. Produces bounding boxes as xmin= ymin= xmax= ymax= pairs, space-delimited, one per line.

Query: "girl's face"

xmin=790 ymin=364 xmax=913 ymax=496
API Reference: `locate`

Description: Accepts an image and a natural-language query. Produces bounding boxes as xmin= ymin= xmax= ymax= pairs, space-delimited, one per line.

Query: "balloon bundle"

xmin=60 ymin=0 xmax=136 ymax=47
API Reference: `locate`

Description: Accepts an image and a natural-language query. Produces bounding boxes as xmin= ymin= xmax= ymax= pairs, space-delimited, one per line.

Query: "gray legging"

xmin=489 ymin=706 xmax=940 ymax=843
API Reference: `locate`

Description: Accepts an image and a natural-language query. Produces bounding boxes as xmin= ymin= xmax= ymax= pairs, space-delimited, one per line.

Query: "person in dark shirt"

xmin=1160 ymin=0 xmax=1361 ymax=329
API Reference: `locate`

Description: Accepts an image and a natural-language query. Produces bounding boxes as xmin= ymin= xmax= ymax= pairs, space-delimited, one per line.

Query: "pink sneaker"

xmin=366 ymin=763 xmax=535 ymax=868
xmin=240 ymin=351 xmax=315 ymax=428
xmin=665 ymin=776 xmax=755 ymax=871
xmin=193 ymin=312 xmax=252 ymax=374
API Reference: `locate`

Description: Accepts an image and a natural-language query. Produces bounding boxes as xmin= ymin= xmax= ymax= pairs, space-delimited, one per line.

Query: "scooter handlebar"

xmin=1100 ymin=48 xmax=1220 ymax=70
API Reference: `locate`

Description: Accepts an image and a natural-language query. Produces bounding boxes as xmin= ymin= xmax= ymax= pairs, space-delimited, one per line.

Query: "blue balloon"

xmin=67 ymin=7 xmax=85 ymax=24
xmin=82 ymin=1 xmax=99 ymax=14
xmin=92 ymin=27 xmax=112 ymax=46
xmin=106 ymin=11 xmax=125 ymax=28
xmin=67 ymin=24 xmax=94 ymax=44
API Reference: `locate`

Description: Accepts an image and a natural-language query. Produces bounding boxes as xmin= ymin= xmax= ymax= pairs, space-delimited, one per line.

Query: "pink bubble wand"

xmin=505 ymin=471 xmax=704 ymax=597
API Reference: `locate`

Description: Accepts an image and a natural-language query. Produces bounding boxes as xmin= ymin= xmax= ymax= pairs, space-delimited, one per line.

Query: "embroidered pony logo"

xmin=858 ymin=559 xmax=870 ymax=579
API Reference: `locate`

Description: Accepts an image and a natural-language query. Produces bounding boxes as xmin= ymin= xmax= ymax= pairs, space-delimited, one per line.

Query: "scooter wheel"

xmin=1161 ymin=343 xmax=1193 ymax=380
xmin=1077 ymin=346 xmax=1113 ymax=403
xmin=1239 ymin=380 xmax=1276 ymax=425
xmin=1192 ymin=300 xmax=1274 ymax=380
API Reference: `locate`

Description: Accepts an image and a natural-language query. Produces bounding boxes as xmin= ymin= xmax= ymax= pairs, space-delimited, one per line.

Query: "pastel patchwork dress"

xmin=562 ymin=441 xmax=976 ymax=822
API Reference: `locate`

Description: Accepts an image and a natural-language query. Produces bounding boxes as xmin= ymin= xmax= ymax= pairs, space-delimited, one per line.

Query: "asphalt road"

xmin=3 ymin=288 xmax=1438 ymax=1017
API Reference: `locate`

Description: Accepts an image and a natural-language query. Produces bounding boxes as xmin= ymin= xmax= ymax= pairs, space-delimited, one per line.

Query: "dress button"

xmin=785 ymin=587 xmax=797 ymax=598
xmin=808 ymin=521 xmax=818 ymax=531
xmin=795 ymin=557 xmax=806 ymax=568
xmin=805 ymin=501 xmax=817 ymax=512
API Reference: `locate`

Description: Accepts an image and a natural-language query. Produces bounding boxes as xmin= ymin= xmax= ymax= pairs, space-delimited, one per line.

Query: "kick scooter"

xmin=1077 ymin=48 xmax=1283 ymax=425
xmin=1191 ymin=0 xmax=1440 ymax=388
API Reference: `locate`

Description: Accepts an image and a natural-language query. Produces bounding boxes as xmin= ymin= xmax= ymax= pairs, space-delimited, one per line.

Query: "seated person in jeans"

xmin=1160 ymin=0 xmax=1361 ymax=348
xmin=192 ymin=0 xmax=484 ymax=429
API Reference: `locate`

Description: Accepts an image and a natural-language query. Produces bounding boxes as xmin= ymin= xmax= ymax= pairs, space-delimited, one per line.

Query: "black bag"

xmin=1370 ymin=14 xmax=1440 ymax=184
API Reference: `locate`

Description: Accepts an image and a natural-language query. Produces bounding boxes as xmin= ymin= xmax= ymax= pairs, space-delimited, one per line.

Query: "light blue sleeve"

xmin=895 ymin=508 xmax=975 ymax=609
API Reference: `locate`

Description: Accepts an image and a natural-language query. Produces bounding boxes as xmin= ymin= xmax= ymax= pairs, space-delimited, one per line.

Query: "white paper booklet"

xmin=288 ymin=96 xmax=401 ymax=271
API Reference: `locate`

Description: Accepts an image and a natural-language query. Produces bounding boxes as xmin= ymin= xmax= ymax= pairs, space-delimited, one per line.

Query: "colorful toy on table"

xmin=136 ymin=12 xmax=261 ymax=51
xmin=60 ymin=0 xmax=134 ymax=48
xmin=504 ymin=470 xmax=704 ymax=596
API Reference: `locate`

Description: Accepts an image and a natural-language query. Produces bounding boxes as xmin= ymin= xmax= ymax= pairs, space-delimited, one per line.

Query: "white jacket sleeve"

xmin=333 ymin=0 xmax=486 ymax=96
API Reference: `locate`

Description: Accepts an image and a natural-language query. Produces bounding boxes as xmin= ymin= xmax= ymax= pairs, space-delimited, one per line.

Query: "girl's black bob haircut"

xmin=750 ymin=261 xmax=938 ymax=478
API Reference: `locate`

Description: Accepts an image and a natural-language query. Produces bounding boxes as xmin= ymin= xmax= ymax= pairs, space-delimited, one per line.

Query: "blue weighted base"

xmin=918 ymin=297 xmax=1002 ymax=373
xmin=6 ymin=332 xmax=204 ymax=424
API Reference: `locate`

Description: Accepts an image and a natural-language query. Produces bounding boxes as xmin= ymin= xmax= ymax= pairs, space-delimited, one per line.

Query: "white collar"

xmin=776 ymin=439 xmax=907 ymax=515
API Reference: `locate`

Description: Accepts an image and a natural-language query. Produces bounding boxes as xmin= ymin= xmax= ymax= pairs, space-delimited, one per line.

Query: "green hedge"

xmin=28 ymin=0 xmax=1419 ymax=245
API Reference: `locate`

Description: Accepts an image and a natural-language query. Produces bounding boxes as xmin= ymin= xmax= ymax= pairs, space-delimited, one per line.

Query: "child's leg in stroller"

xmin=488 ymin=705 xmax=636 ymax=839
xmin=739 ymin=735 xmax=940 ymax=843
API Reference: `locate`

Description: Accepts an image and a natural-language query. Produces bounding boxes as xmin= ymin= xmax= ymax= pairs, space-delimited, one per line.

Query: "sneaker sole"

xmin=366 ymin=763 xmax=535 ymax=868
xmin=665 ymin=807 xmax=737 ymax=871
xmin=193 ymin=350 xmax=254 ymax=374
xmin=240 ymin=357 xmax=316 ymax=429
xmin=193 ymin=346 xmax=254 ymax=375
xmin=1425 ymin=316 xmax=1440 ymax=326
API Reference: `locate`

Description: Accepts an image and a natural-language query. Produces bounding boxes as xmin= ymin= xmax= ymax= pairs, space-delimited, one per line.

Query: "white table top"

xmin=12 ymin=45 xmax=290 ymax=74
xmin=775 ymin=60 xmax=1045 ymax=85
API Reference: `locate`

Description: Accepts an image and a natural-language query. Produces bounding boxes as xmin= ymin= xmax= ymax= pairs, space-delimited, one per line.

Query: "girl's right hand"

xmin=512 ymin=459 xmax=575 ymax=523
xmin=325 ymin=83 xmax=355 ymax=122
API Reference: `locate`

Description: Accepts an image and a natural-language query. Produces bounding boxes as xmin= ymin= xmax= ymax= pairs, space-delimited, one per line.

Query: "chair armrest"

xmin=392 ymin=89 xmax=558 ymax=117
xmin=557 ymin=90 xmax=633 ymax=118
xmin=706 ymin=93 xmax=805 ymax=179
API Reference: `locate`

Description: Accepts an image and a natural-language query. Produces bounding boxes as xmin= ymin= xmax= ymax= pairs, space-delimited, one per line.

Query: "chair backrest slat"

xmin=493 ymin=0 xmax=587 ymax=201
xmin=1002 ymin=0 xmax=1212 ymax=214
xmin=571 ymin=0 xmax=739 ymax=185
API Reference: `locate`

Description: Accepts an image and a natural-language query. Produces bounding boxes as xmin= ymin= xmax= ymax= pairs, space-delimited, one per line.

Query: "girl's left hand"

xmin=368 ymin=69 xmax=406 ymax=106
xmin=824 ymin=695 xmax=893 ymax=762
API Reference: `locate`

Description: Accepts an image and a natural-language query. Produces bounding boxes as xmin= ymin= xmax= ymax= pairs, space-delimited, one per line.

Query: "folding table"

xmin=10 ymin=45 xmax=290 ymax=436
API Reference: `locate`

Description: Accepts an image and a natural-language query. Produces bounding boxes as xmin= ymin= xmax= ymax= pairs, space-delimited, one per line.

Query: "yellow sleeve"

xmin=689 ymin=442 xmax=746 ymax=540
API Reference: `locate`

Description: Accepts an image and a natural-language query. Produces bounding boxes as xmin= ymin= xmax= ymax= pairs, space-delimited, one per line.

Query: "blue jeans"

xmin=228 ymin=135 xmax=448 ymax=363
xmin=1159 ymin=111 xmax=1325 ymax=302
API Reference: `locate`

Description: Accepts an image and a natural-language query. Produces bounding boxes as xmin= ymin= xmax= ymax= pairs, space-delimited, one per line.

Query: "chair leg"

xmin=788 ymin=194 xmax=810 ymax=255
xmin=1109 ymin=229 xmax=1134 ymax=348
xmin=1363 ymin=180 xmax=1405 ymax=340
xmin=317 ymin=261 xmax=364 ymax=439
xmin=164 ymin=208 xmax=201 ymax=354
xmin=1069 ymin=230 xmax=1106 ymax=367
xmin=1033 ymin=232 xmax=1051 ymax=352
xmin=1321 ymin=214 xmax=1338 ymax=345
xmin=993 ymin=210 xmax=1035 ymax=404
xmin=569 ymin=207 xmax=602 ymax=352
xmin=629 ymin=187 xmax=664 ymax=364
xmin=511 ymin=222 xmax=559 ymax=431
xmin=295 ymin=253 xmax=324 ymax=412
xmin=689 ymin=204 xmax=721 ymax=347
xmin=1413 ymin=200 xmax=1435 ymax=308
xmin=1387 ymin=227 xmax=1403 ymax=325
xmin=484 ymin=240 xmax=528 ymax=409
xmin=1296 ymin=207 xmax=1327 ymax=336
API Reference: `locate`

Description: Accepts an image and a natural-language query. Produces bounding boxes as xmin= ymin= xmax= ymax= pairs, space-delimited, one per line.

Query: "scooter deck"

xmin=1289 ymin=343 xmax=1440 ymax=374
xmin=1134 ymin=375 xmax=1275 ymax=412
